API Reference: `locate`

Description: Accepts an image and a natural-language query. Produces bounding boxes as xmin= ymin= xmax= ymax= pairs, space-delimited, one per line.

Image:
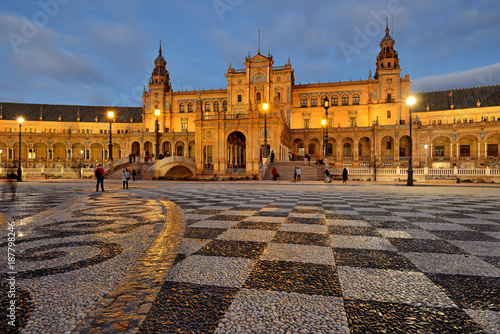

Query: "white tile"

xmin=376 ymin=229 xmax=440 ymax=240
xmin=402 ymin=252 xmax=500 ymax=277
xmin=412 ymin=222 xmax=473 ymax=231
xmin=330 ymin=235 xmax=397 ymax=251
xmin=261 ymin=243 xmax=335 ymax=265
xmin=448 ymin=240 xmax=500 ymax=257
xmin=337 ymin=266 xmax=456 ymax=307
xmin=325 ymin=219 xmax=372 ymax=227
xmin=279 ymin=223 xmax=328 ymax=234
xmin=167 ymin=255 xmax=255 ymax=288
xmin=189 ymin=220 xmax=239 ymax=229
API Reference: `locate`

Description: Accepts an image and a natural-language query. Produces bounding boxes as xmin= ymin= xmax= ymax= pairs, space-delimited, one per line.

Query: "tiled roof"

xmin=0 ymin=102 xmax=142 ymax=123
xmin=414 ymin=85 xmax=500 ymax=112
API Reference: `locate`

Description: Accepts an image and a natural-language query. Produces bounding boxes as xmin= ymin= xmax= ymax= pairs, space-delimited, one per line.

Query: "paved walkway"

xmin=1 ymin=180 xmax=499 ymax=333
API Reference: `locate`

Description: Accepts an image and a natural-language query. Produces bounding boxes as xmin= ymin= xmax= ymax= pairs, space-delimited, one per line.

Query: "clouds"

xmin=1 ymin=0 xmax=500 ymax=106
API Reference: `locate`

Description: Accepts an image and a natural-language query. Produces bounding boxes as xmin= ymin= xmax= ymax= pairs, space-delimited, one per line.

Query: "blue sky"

xmin=1 ymin=0 xmax=499 ymax=107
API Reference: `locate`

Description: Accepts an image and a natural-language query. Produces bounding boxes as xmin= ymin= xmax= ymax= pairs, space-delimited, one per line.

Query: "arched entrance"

xmin=144 ymin=141 xmax=153 ymax=157
xmin=227 ymin=131 xmax=246 ymax=171
xmin=162 ymin=141 xmax=172 ymax=156
xmin=131 ymin=141 xmax=140 ymax=157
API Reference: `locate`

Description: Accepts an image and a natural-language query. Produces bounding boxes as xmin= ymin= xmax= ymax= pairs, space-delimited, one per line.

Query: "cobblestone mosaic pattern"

xmin=0 ymin=190 xmax=165 ymax=334
xmin=139 ymin=189 xmax=500 ymax=333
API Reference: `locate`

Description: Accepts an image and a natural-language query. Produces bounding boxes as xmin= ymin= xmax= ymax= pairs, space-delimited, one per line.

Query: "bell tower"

xmin=374 ymin=19 xmax=400 ymax=79
xmin=150 ymin=41 xmax=171 ymax=90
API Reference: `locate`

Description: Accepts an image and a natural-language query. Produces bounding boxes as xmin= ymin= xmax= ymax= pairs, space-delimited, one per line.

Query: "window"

xmin=469 ymin=118 xmax=474 ymax=123
xmin=342 ymin=95 xmax=349 ymax=106
xmin=387 ymin=141 xmax=392 ymax=150
xmin=487 ymin=144 xmax=498 ymax=156
xmin=457 ymin=119 xmax=461 ymax=124
xmin=321 ymin=95 xmax=326 ymax=106
xmin=301 ymin=97 xmax=307 ymax=107
xmin=205 ymin=102 xmax=211 ymax=111
xmin=460 ymin=145 xmax=470 ymax=156
xmin=343 ymin=143 xmax=351 ymax=156
xmin=179 ymin=103 xmax=185 ymax=113
xmin=308 ymin=143 xmax=315 ymax=155
xmin=349 ymin=117 xmax=356 ymax=127
xmin=164 ymin=128 xmax=169 ymax=133
xmin=399 ymin=148 xmax=405 ymax=157
xmin=214 ymin=101 xmax=219 ymax=112
xmin=432 ymin=120 xmax=436 ymax=125
xmin=399 ymin=120 xmax=406 ymax=125
xmin=182 ymin=123 xmax=188 ymax=131
xmin=332 ymin=95 xmax=338 ymax=105
xmin=437 ymin=119 xmax=442 ymax=125
xmin=237 ymin=94 xmax=242 ymax=103
xmin=303 ymin=119 xmax=310 ymax=129
xmin=491 ymin=116 xmax=496 ymax=121
xmin=352 ymin=94 xmax=359 ymax=105
xmin=187 ymin=103 xmax=193 ymax=113
xmin=222 ymin=100 xmax=227 ymax=111
xmin=387 ymin=110 xmax=391 ymax=118
xmin=386 ymin=93 xmax=392 ymax=102
xmin=256 ymin=92 xmax=262 ymax=101
xmin=310 ymin=96 xmax=317 ymax=107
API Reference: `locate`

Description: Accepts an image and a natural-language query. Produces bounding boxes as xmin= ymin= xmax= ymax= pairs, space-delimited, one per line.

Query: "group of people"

xmin=94 ymin=165 xmax=137 ymax=192
xmin=324 ymin=168 xmax=349 ymax=183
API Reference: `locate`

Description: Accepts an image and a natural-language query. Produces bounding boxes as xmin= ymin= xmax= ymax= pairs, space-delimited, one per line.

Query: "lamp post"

xmin=154 ymin=109 xmax=160 ymax=158
xmin=406 ymin=96 xmax=416 ymax=186
xmin=262 ymin=103 xmax=269 ymax=158
xmin=80 ymin=149 xmax=84 ymax=179
xmin=17 ymin=117 xmax=24 ymax=181
xmin=323 ymin=97 xmax=330 ymax=157
xmin=424 ymin=143 xmax=428 ymax=168
xmin=107 ymin=111 xmax=114 ymax=161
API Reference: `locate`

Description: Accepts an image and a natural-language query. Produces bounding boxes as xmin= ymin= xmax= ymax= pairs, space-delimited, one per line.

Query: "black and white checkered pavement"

xmin=139 ymin=189 xmax=500 ymax=333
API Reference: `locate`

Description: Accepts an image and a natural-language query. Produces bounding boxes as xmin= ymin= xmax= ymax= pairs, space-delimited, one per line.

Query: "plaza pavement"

xmin=1 ymin=179 xmax=499 ymax=333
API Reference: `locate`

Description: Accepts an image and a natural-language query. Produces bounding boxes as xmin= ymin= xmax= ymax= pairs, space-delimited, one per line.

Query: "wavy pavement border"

xmin=72 ymin=200 xmax=186 ymax=333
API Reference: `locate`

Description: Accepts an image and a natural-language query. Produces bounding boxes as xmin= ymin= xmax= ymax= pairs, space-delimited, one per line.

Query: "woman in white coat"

xmin=122 ymin=167 xmax=130 ymax=190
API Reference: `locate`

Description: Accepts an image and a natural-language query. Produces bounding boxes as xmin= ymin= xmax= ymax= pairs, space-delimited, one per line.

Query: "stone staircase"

xmin=105 ymin=162 xmax=147 ymax=180
xmin=263 ymin=161 xmax=325 ymax=181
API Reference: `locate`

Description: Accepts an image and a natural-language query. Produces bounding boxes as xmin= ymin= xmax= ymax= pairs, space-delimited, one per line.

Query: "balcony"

xmin=385 ymin=98 xmax=395 ymax=103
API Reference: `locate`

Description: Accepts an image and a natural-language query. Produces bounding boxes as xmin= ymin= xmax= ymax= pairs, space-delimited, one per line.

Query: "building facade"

xmin=1 ymin=25 xmax=499 ymax=178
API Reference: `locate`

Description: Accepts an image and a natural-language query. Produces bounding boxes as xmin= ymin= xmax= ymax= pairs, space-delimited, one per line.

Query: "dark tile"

xmin=368 ymin=221 xmax=418 ymax=229
xmin=291 ymin=209 xmax=323 ymax=214
xmin=284 ymin=217 xmax=325 ymax=225
xmin=233 ymin=221 xmax=281 ymax=231
xmin=388 ymin=238 xmax=467 ymax=254
xmin=172 ymin=253 xmax=187 ymax=266
xmin=210 ymin=215 xmax=249 ymax=221
xmin=193 ymin=240 xmax=266 ymax=259
xmin=333 ymin=248 xmax=418 ymax=271
xmin=344 ymin=299 xmax=486 ymax=334
xmin=190 ymin=209 xmax=225 ymax=215
xmin=479 ymin=256 xmax=500 ymax=269
xmin=426 ymin=274 xmax=500 ymax=311
xmin=325 ymin=214 xmax=364 ymax=220
xmin=255 ymin=211 xmax=290 ymax=217
xmin=243 ymin=260 xmax=341 ymax=297
xmin=460 ymin=224 xmax=500 ymax=232
xmin=431 ymin=230 xmax=499 ymax=241
xmin=137 ymin=281 xmax=238 ymax=334
xmin=437 ymin=213 xmax=472 ymax=219
xmin=272 ymin=231 xmax=330 ymax=246
xmin=328 ymin=226 xmax=382 ymax=236
xmin=183 ymin=227 xmax=226 ymax=240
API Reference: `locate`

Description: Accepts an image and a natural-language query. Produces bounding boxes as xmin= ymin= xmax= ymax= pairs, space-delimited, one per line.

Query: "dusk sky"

xmin=1 ymin=0 xmax=499 ymax=107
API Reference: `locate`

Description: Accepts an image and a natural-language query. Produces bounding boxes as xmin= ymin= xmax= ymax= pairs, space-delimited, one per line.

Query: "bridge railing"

xmin=146 ymin=156 xmax=196 ymax=179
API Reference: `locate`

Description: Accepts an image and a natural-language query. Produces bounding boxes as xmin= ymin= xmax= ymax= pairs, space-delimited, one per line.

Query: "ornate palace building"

xmin=1 ymin=25 xmax=500 ymax=179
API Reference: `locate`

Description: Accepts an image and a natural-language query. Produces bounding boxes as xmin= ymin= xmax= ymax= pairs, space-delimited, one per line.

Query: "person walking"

xmin=132 ymin=169 xmax=137 ymax=181
xmin=122 ymin=167 xmax=130 ymax=190
xmin=307 ymin=154 xmax=311 ymax=165
xmin=296 ymin=166 xmax=302 ymax=181
xmin=270 ymin=150 xmax=275 ymax=162
xmin=94 ymin=164 xmax=105 ymax=192
xmin=293 ymin=167 xmax=297 ymax=182
xmin=342 ymin=167 xmax=348 ymax=183
xmin=271 ymin=167 xmax=279 ymax=181
xmin=304 ymin=154 xmax=308 ymax=165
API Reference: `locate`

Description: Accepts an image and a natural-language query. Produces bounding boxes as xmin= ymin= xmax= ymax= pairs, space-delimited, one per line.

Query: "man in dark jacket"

xmin=95 ymin=165 xmax=105 ymax=192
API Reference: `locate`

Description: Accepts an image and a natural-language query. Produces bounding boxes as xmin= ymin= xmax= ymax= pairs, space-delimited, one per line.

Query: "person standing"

xmin=122 ymin=167 xmax=130 ymax=190
xmin=307 ymin=154 xmax=311 ymax=165
xmin=342 ymin=168 xmax=348 ymax=183
xmin=271 ymin=167 xmax=279 ymax=181
xmin=293 ymin=167 xmax=297 ymax=182
xmin=94 ymin=164 xmax=105 ymax=192
xmin=270 ymin=150 xmax=275 ymax=162
xmin=304 ymin=154 xmax=308 ymax=165
xmin=132 ymin=169 xmax=137 ymax=181
xmin=296 ymin=167 xmax=302 ymax=181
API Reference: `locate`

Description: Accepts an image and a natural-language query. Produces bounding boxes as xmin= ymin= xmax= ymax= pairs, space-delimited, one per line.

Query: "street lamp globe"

xmin=406 ymin=96 xmax=416 ymax=106
xmin=321 ymin=119 xmax=326 ymax=126
xmin=17 ymin=117 xmax=24 ymax=124
xmin=107 ymin=111 xmax=114 ymax=119
xmin=154 ymin=109 xmax=160 ymax=117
